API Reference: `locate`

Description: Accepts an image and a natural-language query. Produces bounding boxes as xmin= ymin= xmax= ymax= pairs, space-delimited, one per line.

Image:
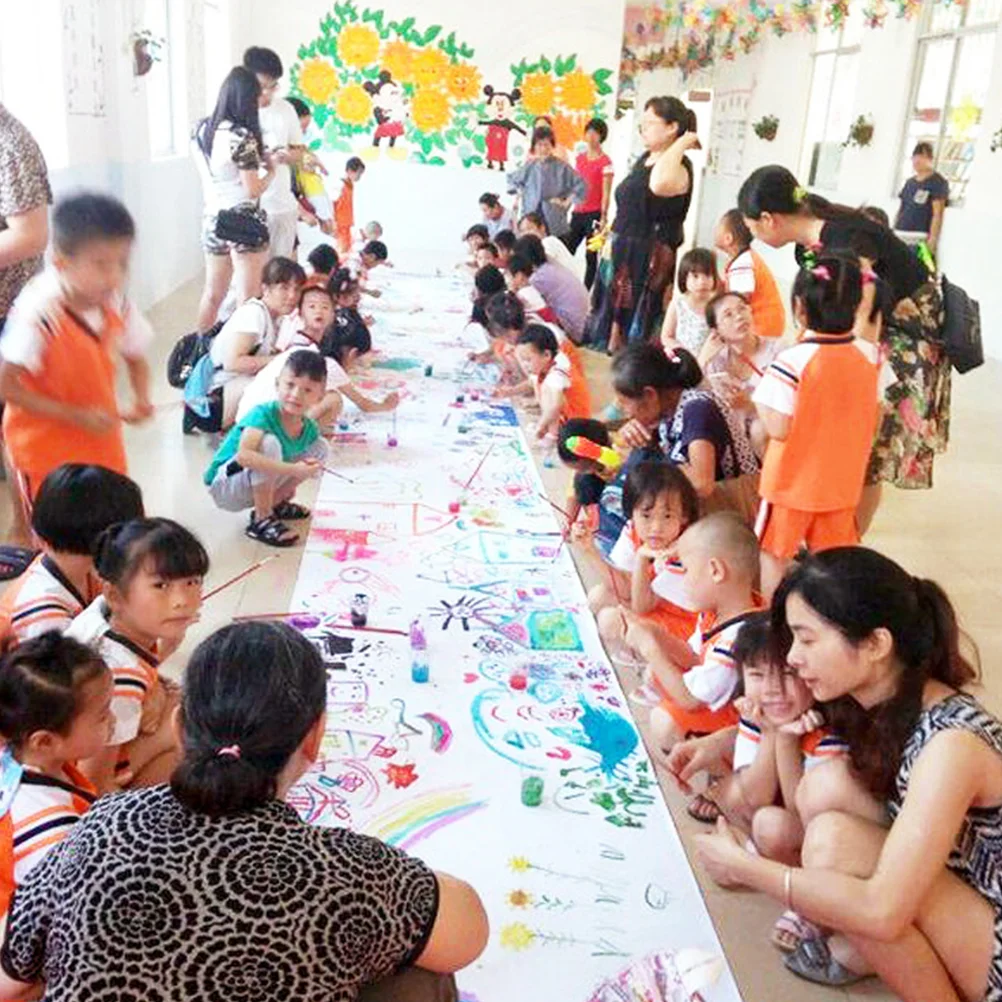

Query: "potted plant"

xmin=753 ymin=114 xmax=779 ymax=141
xmin=991 ymin=125 xmax=1002 ymax=153
xmin=132 ymin=30 xmax=165 ymax=77
xmin=844 ymin=114 xmax=874 ymax=148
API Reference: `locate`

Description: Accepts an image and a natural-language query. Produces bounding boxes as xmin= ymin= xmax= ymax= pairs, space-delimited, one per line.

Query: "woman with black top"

xmin=588 ymin=97 xmax=700 ymax=352
xmin=738 ymin=166 xmax=950 ymax=530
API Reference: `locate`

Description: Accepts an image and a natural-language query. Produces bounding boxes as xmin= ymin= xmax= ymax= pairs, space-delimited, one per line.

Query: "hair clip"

xmin=811 ymin=265 xmax=832 ymax=281
xmin=800 ymin=248 xmax=817 ymax=271
xmin=792 ymin=185 xmax=808 ymax=204
xmin=861 ymin=267 xmax=877 ymax=285
xmin=566 ymin=436 xmax=623 ymax=473
xmin=217 ymin=744 xmax=241 ymax=759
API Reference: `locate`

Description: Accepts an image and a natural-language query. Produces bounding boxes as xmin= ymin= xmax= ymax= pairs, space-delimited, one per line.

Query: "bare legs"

xmin=196 ymin=254 xmax=233 ymax=332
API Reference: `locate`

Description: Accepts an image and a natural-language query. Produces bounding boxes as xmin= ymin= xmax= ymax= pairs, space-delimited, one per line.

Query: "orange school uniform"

xmin=0 ymin=272 xmax=150 ymax=503
xmin=333 ymin=176 xmax=355 ymax=255
xmin=725 ymin=248 xmax=785 ymax=338
xmin=0 ymin=554 xmax=94 ymax=646
xmin=752 ymin=331 xmax=880 ymax=560
xmin=534 ymin=351 xmax=592 ymax=423
xmin=656 ymin=610 xmax=754 ymax=737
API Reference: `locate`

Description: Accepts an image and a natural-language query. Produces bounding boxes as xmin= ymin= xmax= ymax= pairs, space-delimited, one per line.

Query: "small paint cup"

xmin=521 ymin=775 xmax=544 ymax=807
xmin=510 ymin=667 xmax=528 ymax=691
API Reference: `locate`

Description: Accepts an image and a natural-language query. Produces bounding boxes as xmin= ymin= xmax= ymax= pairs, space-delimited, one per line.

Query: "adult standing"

xmin=244 ymin=47 xmax=305 ymax=260
xmin=192 ymin=67 xmax=275 ymax=333
xmin=895 ymin=142 xmax=949 ymax=256
xmin=0 ymin=621 xmax=488 ymax=1001
xmin=694 ymin=547 xmax=1002 ymax=1000
xmin=506 ymin=126 xmax=586 ymax=241
xmin=564 ymin=117 xmax=613 ymax=290
xmin=587 ymin=97 xmax=699 ymax=352
xmin=737 ymin=165 xmax=949 ymax=530
xmin=0 ymin=102 xmax=52 ymax=544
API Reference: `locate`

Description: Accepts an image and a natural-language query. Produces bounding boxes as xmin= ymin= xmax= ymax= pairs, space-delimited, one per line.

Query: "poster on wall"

xmin=289 ymin=1 xmax=616 ymax=169
xmin=707 ymin=89 xmax=750 ymax=178
xmin=63 ymin=0 xmax=106 ymax=117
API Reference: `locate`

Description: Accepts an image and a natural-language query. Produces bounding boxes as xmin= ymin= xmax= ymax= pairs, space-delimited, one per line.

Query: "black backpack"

xmin=940 ymin=274 xmax=983 ymax=374
xmin=166 ymin=319 xmax=224 ymax=389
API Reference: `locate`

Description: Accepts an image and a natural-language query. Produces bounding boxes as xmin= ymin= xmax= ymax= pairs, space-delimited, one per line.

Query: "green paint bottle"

xmin=521 ymin=775 xmax=544 ymax=807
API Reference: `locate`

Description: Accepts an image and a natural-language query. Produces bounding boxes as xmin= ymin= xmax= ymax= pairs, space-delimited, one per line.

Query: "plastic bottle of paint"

xmin=510 ymin=666 xmax=528 ymax=691
xmin=409 ymin=618 xmax=427 ymax=651
xmin=411 ymin=655 xmax=430 ymax=683
xmin=350 ymin=594 xmax=369 ymax=628
xmin=521 ymin=775 xmax=544 ymax=807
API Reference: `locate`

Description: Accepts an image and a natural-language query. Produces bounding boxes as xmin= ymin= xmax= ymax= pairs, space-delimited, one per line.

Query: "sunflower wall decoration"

xmin=289 ymin=1 xmax=615 ymax=168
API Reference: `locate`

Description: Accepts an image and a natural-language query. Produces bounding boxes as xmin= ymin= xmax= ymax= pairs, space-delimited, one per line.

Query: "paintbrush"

xmin=463 ymin=443 xmax=495 ymax=490
xmin=203 ymin=555 xmax=279 ymax=601
xmin=322 ymin=465 xmax=356 ymax=484
xmin=536 ymin=492 xmax=573 ymax=521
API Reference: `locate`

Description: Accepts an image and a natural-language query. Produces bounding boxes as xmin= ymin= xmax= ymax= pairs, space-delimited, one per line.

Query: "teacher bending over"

xmin=588 ymin=97 xmax=699 ymax=352
xmin=0 ymin=622 xmax=488 ymax=1002
xmin=696 ymin=547 xmax=1002 ymax=1002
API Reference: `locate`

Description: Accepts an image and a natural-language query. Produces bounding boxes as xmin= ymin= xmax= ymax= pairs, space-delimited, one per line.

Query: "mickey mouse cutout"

xmin=478 ymin=86 xmax=526 ymax=171
xmin=364 ymin=70 xmax=408 ymax=159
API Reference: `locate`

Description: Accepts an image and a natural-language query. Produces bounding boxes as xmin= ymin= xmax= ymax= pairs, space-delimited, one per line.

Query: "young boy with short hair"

xmin=205 ymin=350 xmax=329 ymax=547
xmin=0 ymin=193 xmax=153 ymax=508
xmin=333 ymin=157 xmax=366 ymax=256
xmin=626 ymin=512 xmax=761 ymax=756
xmin=0 ymin=463 xmax=145 ymax=644
xmin=306 ymin=244 xmax=339 ymax=282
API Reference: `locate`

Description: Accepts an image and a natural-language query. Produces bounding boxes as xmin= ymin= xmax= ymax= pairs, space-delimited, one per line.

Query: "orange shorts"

xmin=755 ymin=501 xmax=858 ymax=561
xmin=640 ymin=601 xmax=698 ymax=643
xmin=656 ymin=685 xmax=739 ymax=737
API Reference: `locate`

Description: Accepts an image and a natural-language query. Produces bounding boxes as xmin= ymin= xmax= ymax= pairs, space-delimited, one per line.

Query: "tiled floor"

xmin=5 ymin=275 xmax=1000 ymax=1002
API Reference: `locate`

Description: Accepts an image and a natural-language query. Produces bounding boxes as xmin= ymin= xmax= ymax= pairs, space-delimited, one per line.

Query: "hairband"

xmin=792 ymin=185 xmax=808 ymax=204
xmin=217 ymin=744 xmax=241 ymax=759
xmin=811 ymin=265 xmax=832 ymax=281
xmin=565 ymin=436 xmax=623 ymax=473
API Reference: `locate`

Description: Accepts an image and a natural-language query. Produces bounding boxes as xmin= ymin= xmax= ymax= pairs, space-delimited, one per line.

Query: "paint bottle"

xmin=510 ymin=666 xmax=528 ymax=691
xmin=411 ymin=655 xmax=430 ymax=683
xmin=424 ymin=363 xmax=434 ymax=377
xmin=409 ymin=618 xmax=427 ymax=651
xmin=350 ymin=594 xmax=369 ymax=628
xmin=520 ymin=775 xmax=544 ymax=807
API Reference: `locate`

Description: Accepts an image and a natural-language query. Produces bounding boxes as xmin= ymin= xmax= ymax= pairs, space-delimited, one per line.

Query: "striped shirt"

xmin=733 ymin=716 xmax=849 ymax=771
xmin=0 ymin=555 xmax=91 ymax=645
xmin=682 ymin=612 xmax=751 ymax=711
xmin=1 ymin=764 xmax=96 ymax=913
xmin=65 ymin=598 xmax=159 ymax=746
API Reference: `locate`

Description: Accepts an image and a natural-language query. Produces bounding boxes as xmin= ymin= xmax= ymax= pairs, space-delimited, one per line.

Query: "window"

xmin=145 ymin=0 xmax=188 ymax=158
xmin=899 ymin=0 xmax=1000 ymax=203
xmin=799 ymin=3 xmax=862 ymax=190
xmin=203 ymin=0 xmax=232 ymax=115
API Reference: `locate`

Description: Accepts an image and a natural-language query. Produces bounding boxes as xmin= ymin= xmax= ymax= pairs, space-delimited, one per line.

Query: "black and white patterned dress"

xmin=0 ymin=786 xmax=440 ymax=1001
xmin=889 ymin=693 xmax=1002 ymax=1001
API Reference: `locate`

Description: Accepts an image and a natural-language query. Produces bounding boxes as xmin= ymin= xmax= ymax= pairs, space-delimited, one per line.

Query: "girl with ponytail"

xmin=694 ymin=548 xmax=1002 ymax=1001
xmin=1 ymin=621 xmax=488 ymax=999
xmin=737 ymin=165 xmax=951 ymax=532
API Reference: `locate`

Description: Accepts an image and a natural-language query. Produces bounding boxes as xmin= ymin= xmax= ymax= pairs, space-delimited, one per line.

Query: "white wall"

xmin=1 ymin=0 xmax=211 ymax=312
xmin=627 ymin=14 xmax=1002 ymax=356
xmin=228 ymin=0 xmax=626 ymax=260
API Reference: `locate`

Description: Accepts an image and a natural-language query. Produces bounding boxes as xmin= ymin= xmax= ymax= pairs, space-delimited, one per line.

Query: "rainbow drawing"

xmin=364 ymin=786 xmax=487 ymax=851
xmin=418 ymin=712 xmax=453 ymax=753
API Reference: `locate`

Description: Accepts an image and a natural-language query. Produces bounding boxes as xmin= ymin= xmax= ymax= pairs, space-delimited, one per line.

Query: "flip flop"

xmin=772 ymin=910 xmax=823 ymax=953
xmin=686 ymin=793 xmax=721 ymax=824
xmin=785 ymin=938 xmax=869 ymax=987
xmin=272 ymin=500 xmax=312 ymax=521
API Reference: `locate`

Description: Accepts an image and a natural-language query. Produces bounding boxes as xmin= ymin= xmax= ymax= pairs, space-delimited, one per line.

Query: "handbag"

xmin=939 ymin=273 xmax=983 ymax=374
xmin=214 ymin=208 xmax=269 ymax=249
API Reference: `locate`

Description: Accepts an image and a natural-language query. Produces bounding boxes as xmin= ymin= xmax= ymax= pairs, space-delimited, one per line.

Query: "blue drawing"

xmin=551 ymin=701 xmax=639 ymax=778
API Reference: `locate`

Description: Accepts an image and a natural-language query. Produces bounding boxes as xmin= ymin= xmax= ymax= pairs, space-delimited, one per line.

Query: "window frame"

xmin=799 ymin=14 xmax=863 ymax=191
xmin=896 ymin=1 xmax=1000 ymax=205
xmin=145 ymin=0 xmax=188 ymax=160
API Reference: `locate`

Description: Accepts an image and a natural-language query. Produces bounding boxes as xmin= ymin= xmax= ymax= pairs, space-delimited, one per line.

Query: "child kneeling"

xmin=205 ymin=350 xmax=329 ymax=547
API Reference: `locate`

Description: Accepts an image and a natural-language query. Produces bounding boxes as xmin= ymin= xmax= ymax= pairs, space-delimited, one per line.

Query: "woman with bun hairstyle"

xmin=0 ymin=621 xmax=488 ymax=1001
xmin=588 ymin=96 xmax=700 ymax=352
xmin=737 ymin=165 xmax=950 ymax=532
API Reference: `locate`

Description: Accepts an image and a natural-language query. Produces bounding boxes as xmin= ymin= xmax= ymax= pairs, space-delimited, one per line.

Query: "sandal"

xmin=771 ymin=910 xmax=823 ymax=953
xmin=686 ymin=793 xmax=721 ymax=824
xmin=784 ymin=937 xmax=869 ymax=987
xmin=245 ymin=514 xmax=298 ymax=548
xmin=272 ymin=500 xmax=311 ymax=521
